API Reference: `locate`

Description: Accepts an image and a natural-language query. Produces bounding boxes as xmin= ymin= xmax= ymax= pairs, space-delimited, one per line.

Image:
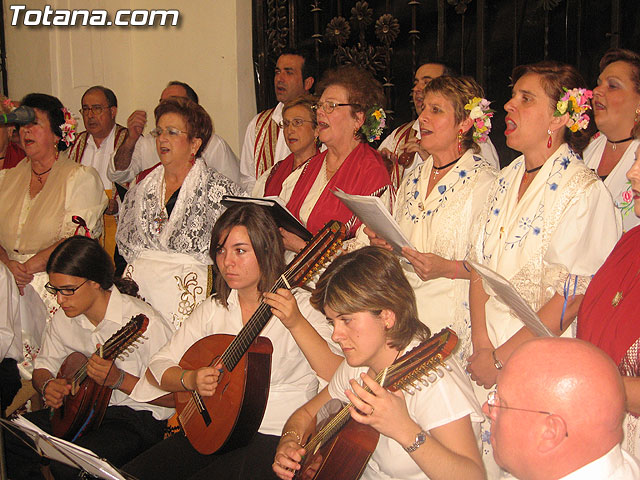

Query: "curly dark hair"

xmin=154 ymin=97 xmax=212 ymax=157
xmin=316 ymin=66 xmax=385 ymax=142
xmin=20 ymin=93 xmax=70 ymax=152
xmin=424 ymin=75 xmax=486 ymax=154
xmin=512 ymin=61 xmax=595 ymax=155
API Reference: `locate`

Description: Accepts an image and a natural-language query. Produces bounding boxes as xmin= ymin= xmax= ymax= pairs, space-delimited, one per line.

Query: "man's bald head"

xmin=489 ymin=338 xmax=625 ymax=480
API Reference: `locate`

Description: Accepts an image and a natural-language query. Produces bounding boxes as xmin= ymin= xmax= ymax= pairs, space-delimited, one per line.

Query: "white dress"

xmin=116 ymin=158 xmax=244 ymax=329
xmin=394 ymin=150 xmax=497 ymax=364
xmin=472 ymin=143 xmax=622 ymax=476
xmin=327 ymin=339 xmax=483 ymax=480
xmin=583 ymin=134 xmax=640 ymax=233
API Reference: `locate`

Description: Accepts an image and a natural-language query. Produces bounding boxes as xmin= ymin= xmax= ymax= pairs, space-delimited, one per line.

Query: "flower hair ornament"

xmin=59 ymin=107 xmax=78 ymax=147
xmin=554 ymin=87 xmax=593 ymax=133
xmin=2 ymin=98 xmax=16 ymax=112
xmin=361 ymin=105 xmax=386 ymax=143
xmin=464 ymin=97 xmax=494 ymax=143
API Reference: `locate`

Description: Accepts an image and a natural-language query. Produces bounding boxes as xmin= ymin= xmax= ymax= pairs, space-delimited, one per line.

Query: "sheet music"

xmin=331 ymin=188 xmax=415 ymax=254
xmin=468 ymin=261 xmax=555 ymax=338
xmin=3 ymin=416 xmax=130 ymax=480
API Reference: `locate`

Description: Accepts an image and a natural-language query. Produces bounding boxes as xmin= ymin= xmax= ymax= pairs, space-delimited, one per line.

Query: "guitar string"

xmin=186 ymin=234 xmax=340 ymax=415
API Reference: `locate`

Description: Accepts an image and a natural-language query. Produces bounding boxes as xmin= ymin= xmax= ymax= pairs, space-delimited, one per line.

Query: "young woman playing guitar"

xmin=124 ymin=203 xmax=343 ymax=480
xmin=273 ymin=247 xmax=485 ymax=480
xmin=6 ymin=236 xmax=175 ymax=480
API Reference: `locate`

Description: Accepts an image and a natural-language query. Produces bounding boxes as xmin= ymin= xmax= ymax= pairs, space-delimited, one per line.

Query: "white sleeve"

xmin=202 ymin=134 xmax=242 ymax=185
xmin=545 ymin=181 xmax=622 ymax=286
xmin=147 ymin=299 xmax=216 ymax=384
xmin=0 ymin=263 xmax=21 ymax=360
xmin=479 ymin=139 xmax=500 ymax=170
xmin=251 ymin=166 xmax=272 ymax=197
xmin=64 ymin=165 xmax=109 ymax=238
xmin=239 ymin=115 xmax=259 ymax=192
xmin=107 ymin=135 xmax=157 ymax=184
xmin=33 ymin=314 xmax=70 ymax=375
xmin=378 ymin=127 xmax=399 ymax=152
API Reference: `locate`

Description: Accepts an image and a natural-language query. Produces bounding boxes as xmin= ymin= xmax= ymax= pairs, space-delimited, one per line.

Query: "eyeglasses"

xmin=150 ymin=126 xmax=189 ymax=138
xmin=278 ymin=118 xmax=315 ymax=129
xmin=487 ymin=390 xmax=568 ymax=436
xmin=45 ymin=279 xmax=88 ymax=296
xmin=79 ymin=105 xmax=110 ymax=116
xmin=312 ymin=101 xmax=360 ymax=114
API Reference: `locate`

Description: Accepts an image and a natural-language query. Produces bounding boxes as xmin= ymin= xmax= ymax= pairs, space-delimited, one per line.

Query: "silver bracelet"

xmin=110 ymin=369 xmax=126 ymax=390
xmin=41 ymin=377 xmax=56 ymax=399
xmin=180 ymin=369 xmax=192 ymax=391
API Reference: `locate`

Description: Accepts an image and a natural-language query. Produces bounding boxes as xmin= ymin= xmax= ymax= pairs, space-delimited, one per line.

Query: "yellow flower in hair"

xmin=372 ymin=109 xmax=382 ymax=120
xmin=556 ymin=100 xmax=568 ymax=115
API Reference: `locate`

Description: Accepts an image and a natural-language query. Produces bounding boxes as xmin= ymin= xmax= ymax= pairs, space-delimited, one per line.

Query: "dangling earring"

xmin=457 ymin=129 xmax=463 ymax=155
xmin=353 ymin=127 xmax=360 ymax=139
xmin=635 ymin=108 xmax=640 ymax=125
xmin=547 ymin=129 xmax=553 ymax=149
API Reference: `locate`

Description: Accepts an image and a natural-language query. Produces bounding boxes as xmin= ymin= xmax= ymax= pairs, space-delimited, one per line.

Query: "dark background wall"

xmin=252 ymin=0 xmax=640 ymax=166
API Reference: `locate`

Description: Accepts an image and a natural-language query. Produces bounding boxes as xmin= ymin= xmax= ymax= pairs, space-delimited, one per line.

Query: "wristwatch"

xmin=492 ymin=349 xmax=503 ymax=370
xmin=404 ymin=430 xmax=427 ymax=453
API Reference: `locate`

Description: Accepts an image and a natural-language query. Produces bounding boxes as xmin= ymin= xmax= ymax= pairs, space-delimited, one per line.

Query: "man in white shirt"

xmin=108 ymin=81 xmax=240 ymax=186
xmin=239 ymin=49 xmax=315 ymax=192
xmin=0 ymin=261 xmax=23 ymax=416
xmin=484 ymin=337 xmax=640 ymax=480
xmin=379 ymin=62 xmax=499 ymax=188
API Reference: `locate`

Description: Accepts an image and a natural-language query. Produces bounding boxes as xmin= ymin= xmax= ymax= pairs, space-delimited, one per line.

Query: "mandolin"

xmin=295 ymin=328 xmax=458 ymax=480
xmin=51 ymin=314 xmax=149 ymax=441
xmin=175 ymin=220 xmax=346 ymax=455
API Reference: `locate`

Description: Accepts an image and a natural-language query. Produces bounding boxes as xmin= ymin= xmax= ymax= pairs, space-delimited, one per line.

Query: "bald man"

xmin=485 ymin=338 xmax=640 ymax=480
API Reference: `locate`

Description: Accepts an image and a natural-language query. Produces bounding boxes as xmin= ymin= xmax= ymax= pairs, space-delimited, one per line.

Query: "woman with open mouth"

xmin=583 ymin=48 xmax=640 ymax=233
xmin=116 ymin=97 xmax=244 ymax=330
xmin=466 ymin=61 xmax=622 ymax=478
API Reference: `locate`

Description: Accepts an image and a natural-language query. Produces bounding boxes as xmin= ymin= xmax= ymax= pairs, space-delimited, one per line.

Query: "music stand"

xmin=0 ymin=415 xmax=138 ymax=480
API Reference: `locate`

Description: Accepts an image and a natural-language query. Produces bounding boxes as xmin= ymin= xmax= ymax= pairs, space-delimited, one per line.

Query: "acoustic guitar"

xmin=51 ymin=314 xmax=149 ymax=441
xmin=175 ymin=220 xmax=346 ymax=455
xmin=295 ymin=328 xmax=458 ymax=480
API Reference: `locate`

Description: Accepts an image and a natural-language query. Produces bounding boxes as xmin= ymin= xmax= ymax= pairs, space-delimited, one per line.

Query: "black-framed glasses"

xmin=312 ymin=101 xmax=360 ymax=114
xmin=150 ymin=126 xmax=189 ymax=138
xmin=487 ymin=390 xmax=568 ymax=436
xmin=278 ymin=118 xmax=315 ymax=129
xmin=45 ymin=279 xmax=88 ymax=296
xmin=79 ymin=105 xmax=110 ymax=116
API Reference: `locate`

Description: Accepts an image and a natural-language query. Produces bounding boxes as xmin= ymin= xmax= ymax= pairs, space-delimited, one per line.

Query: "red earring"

xmin=547 ymin=129 xmax=552 ymax=149
xmin=457 ymin=129 xmax=463 ymax=155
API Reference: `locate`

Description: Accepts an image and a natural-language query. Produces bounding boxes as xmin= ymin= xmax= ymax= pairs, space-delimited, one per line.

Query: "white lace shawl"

xmin=116 ymin=158 xmax=244 ymax=265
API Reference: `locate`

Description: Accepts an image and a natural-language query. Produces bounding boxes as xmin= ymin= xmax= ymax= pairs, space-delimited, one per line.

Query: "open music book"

xmin=2 ymin=415 xmax=132 ymax=480
xmin=221 ymin=195 xmax=312 ymax=241
xmin=331 ymin=188 xmax=415 ymax=254
xmin=467 ymin=260 xmax=555 ymax=337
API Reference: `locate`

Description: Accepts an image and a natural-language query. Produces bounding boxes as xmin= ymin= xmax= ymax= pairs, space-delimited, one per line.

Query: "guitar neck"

xmin=218 ymin=274 xmax=292 ymax=371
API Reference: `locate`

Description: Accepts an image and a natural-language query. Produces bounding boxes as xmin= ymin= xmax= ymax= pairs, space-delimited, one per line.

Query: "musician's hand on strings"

xmin=401 ymin=248 xmax=451 ymax=281
xmin=346 ymin=373 xmax=414 ymax=441
xmin=280 ymin=227 xmax=307 ymax=254
xmin=87 ymin=346 xmax=120 ymax=386
xmin=264 ymin=288 xmax=304 ymax=330
xmin=43 ymin=378 xmax=71 ymax=408
xmin=190 ymin=363 xmax=223 ymax=397
xmin=363 ymin=226 xmax=392 ymax=251
xmin=467 ymin=348 xmax=498 ymax=388
xmin=273 ymin=438 xmax=306 ymax=479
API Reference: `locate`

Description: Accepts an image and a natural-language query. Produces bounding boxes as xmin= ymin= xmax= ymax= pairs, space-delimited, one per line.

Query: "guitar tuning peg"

xmin=401 ymin=385 xmax=416 ymax=395
xmin=121 ymin=351 xmax=130 ymax=358
xmin=426 ymin=372 xmax=438 ymax=383
xmin=435 ymin=367 xmax=445 ymax=378
xmin=411 ymin=381 xmax=422 ymax=391
xmin=420 ymin=377 xmax=431 ymax=387
xmin=141 ymin=334 xmax=149 ymax=341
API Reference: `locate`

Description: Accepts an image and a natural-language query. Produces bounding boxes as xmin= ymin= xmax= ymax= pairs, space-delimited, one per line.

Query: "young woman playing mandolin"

xmin=273 ymin=247 xmax=485 ymax=480
xmin=123 ymin=203 xmax=343 ymax=480
xmin=6 ymin=236 xmax=175 ymax=480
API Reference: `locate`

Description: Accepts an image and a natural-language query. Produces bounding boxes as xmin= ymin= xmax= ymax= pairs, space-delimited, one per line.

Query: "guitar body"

xmin=175 ymin=334 xmax=273 ymax=455
xmin=51 ymin=352 xmax=113 ymax=440
xmin=297 ymin=418 xmax=379 ymax=480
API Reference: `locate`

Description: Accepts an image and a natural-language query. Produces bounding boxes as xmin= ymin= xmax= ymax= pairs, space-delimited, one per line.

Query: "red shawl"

xmin=286 ymin=143 xmax=391 ymax=236
xmin=577 ymin=226 xmax=640 ymax=365
xmin=1 ymin=142 xmax=26 ymax=170
xmin=264 ymin=150 xmax=316 ymax=197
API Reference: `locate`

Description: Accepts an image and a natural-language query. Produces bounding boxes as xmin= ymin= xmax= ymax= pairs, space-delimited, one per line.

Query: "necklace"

xmin=607 ymin=136 xmax=634 ymax=151
xmin=525 ymin=165 xmax=543 ymax=175
xmin=431 ymin=156 xmax=461 ymax=177
xmin=31 ymin=166 xmax=52 ymax=184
